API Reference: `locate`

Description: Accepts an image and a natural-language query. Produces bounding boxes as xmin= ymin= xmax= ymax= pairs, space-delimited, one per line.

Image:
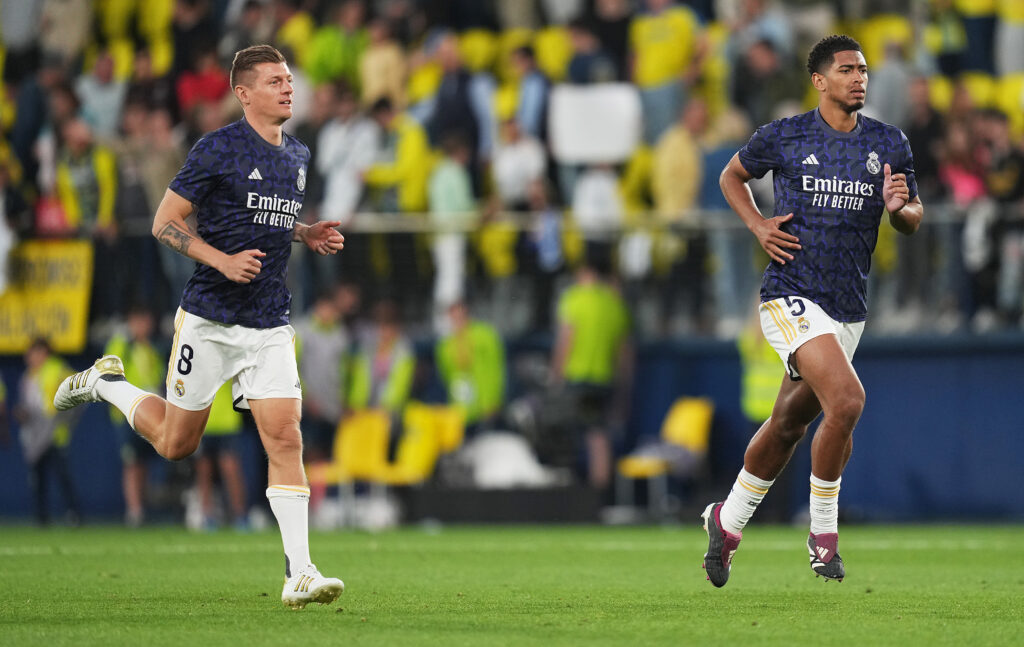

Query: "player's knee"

xmin=160 ymin=435 xmax=201 ymax=461
xmin=828 ymin=390 xmax=865 ymax=431
xmin=263 ymin=424 xmax=303 ymax=456
xmin=772 ymin=420 xmax=808 ymax=447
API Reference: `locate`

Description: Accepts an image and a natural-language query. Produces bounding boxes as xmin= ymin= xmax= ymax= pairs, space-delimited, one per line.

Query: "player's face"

xmin=245 ymin=62 xmax=294 ymax=123
xmin=820 ymin=50 xmax=868 ymax=113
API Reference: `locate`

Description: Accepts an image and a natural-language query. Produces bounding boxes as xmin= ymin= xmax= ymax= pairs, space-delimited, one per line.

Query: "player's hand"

xmin=883 ymin=163 xmax=910 ymax=214
xmin=219 ymin=249 xmax=265 ymax=283
xmin=302 ymin=220 xmax=346 ymax=256
xmin=751 ymin=212 xmax=801 ymax=264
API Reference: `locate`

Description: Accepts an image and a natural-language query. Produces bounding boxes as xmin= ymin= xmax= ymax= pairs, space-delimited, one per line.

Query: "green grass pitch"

xmin=2 ymin=524 xmax=1022 ymax=646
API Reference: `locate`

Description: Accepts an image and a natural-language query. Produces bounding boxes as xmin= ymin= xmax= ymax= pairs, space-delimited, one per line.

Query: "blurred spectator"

xmin=722 ymin=0 xmax=793 ymax=65
xmin=427 ymin=32 xmax=483 ymax=193
xmin=39 ymin=0 xmax=92 ymax=70
xmin=540 ymin=0 xmax=585 ymax=25
xmin=346 ymin=299 xmax=416 ymax=416
xmin=15 ymin=338 xmax=80 ymax=526
xmin=730 ymin=38 xmax=803 ymax=128
xmin=0 ymin=159 xmax=29 ymax=293
xmin=193 ymin=383 xmax=247 ymax=531
xmin=316 ymin=83 xmax=379 ymax=286
xmin=75 ymin=50 xmax=127 ymax=139
xmin=525 ymin=179 xmax=564 ymax=332
xmin=429 ymin=133 xmax=476 ymax=329
xmin=176 ymin=48 xmax=231 ymax=116
xmin=364 ymin=97 xmax=433 ymax=309
xmin=172 ymin=0 xmax=219 ymax=80
xmin=589 ymin=0 xmax=632 ymax=81
xmin=566 ymin=18 xmax=618 ymax=84
xmin=629 ymin=0 xmax=706 ymax=144
xmin=141 ymin=107 xmax=190 ymax=310
xmin=978 ymin=109 xmax=1024 ymax=325
xmin=294 ymin=283 xmax=357 ymax=515
xmin=492 ymin=118 xmax=547 ymax=211
xmin=307 ymin=0 xmax=368 ymax=88
xmin=652 ymin=96 xmax=710 ymax=334
xmin=218 ymin=0 xmax=272 ymax=68
xmin=271 ymin=0 xmax=316 ymax=70
xmin=435 ymin=301 xmax=506 ymax=430
xmin=104 ymin=307 xmax=164 ymax=527
xmin=957 ymin=0 xmax=997 ymax=74
xmin=125 ymin=48 xmax=177 ymax=117
xmin=571 ymin=164 xmax=624 ymax=272
xmin=110 ymin=101 xmax=163 ymax=312
xmin=863 ymin=42 xmax=912 ymax=130
xmin=55 ymin=118 xmax=121 ymax=322
xmin=551 ymin=260 xmax=632 ymax=493
xmin=510 ymin=45 xmax=550 ymax=143
xmin=359 ymin=16 xmax=408 ymax=109
xmin=927 ymin=0 xmax=968 ymax=77
xmin=0 ymin=0 xmax=43 ymax=81
xmin=8 ymin=56 xmax=67 ymax=190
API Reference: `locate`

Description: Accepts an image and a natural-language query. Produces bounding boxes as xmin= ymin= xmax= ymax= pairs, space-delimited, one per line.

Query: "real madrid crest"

xmin=297 ymin=166 xmax=306 ymax=191
xmin=797 ymin=316 xmax=810 ymax=333
xmin=866 ymin=151 xmax=881 ymax=174
xmin=174 ymin=378 xmax=186 ymax=398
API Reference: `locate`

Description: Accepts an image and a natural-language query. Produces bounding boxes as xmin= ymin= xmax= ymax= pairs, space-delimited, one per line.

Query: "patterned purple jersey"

xmin=169 ymin=118 xmax=309 ymax=328
xmin=738 ymin=109 xmax=918 ymax=322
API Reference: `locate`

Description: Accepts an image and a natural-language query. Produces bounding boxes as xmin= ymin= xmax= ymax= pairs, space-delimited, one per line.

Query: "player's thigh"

xmin=166 ymin=309 xmax=235 ymax=411
xmin=249 ymin=398 xmax=303 ymax=450
xmin=790 ymin=334 xmax=864 ymax=413
xmin=771 ymin=374 xmax=823 ymax=429
xmin=161 ymin=401 xmax=212 ymax=456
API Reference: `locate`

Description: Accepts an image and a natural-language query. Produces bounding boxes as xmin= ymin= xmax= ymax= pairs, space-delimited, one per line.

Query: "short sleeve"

xmin=168 ymin=135 xmax=223 ymax=205
xmin=898 ymin=130 xmax=919 ymax=201
xmin=737 ymin=122 xmax=781 ymax=179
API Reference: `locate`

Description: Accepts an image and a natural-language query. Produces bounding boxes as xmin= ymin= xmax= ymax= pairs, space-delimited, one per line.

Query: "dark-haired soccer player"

xmin=702 ymin=34 xmax=923 ymax=587
xmin=55 ymin=45 xmax=347 ymax=608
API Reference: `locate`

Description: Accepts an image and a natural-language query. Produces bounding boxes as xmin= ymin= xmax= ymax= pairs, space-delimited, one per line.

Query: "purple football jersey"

xmin=169 ymin=118 xmax=309 ymax=328
xmin=738 ymin=109 xmax=918 ymax=322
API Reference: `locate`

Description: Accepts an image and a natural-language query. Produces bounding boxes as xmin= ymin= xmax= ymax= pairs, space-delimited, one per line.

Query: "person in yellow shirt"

xmin=551 ymin=258 xmax=632 ymax=493
xmin=435 ymin=301 xmax=506 ymax=430
xmin=15 ymin=339 xmax=80 ymax=526
xmin=629 ymin=0 xmax=707 ymax=143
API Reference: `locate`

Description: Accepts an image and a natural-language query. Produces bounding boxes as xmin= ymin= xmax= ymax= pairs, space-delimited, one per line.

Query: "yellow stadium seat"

xmin=320 ymin=409 xmax=392 ymax=484
xmin=929 ymin=75 xmax=954 ymax=113
xmin=856 ymin=14 xmax=913 ymax=68
xmin=459 ymin=29 xmax=498 ymax=73
xmin=497 ymin=27 xmax=534 ymax=83
xmin=616 ymin=397 xmax=714 ymax=517
xmin=960 ymin=72 xmax=997 ymax=108
xmin=532 ymin=26 xmax=572 ymax=82
xmin=407 ymin=61 xmax=443 ymax=105
xmin=995 ymin=73 xmax=1024 ymax=139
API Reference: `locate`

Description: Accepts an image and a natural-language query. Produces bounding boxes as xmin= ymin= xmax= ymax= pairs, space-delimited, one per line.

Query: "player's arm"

xmin=151 ymin=188 xmax=265 ymax=284
xmin=883 ymin=163 xmax=923 ymax=235
xmin=293 ymin=220 xmax=345 ymax=256
xmin=719 ymin=153 xmax=802 ymax=264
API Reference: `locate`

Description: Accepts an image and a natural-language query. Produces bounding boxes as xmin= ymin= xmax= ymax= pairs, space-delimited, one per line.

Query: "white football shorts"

xmin=759 ymin=296 xmax=864 ymax=380
xmin=165 ymin=308 xmax=302 ymax=411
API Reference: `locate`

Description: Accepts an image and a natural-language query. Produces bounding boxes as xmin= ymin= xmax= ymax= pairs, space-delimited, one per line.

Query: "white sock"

xmin=719 ymin=468 xmax=774 ymax=535
xmin=94 ymin=379 xmax=158 ymax=430
xmin=266 ymin=485 xmax=312 ymax=576
xmin=809 ymin=474 xmax=841 ymax=535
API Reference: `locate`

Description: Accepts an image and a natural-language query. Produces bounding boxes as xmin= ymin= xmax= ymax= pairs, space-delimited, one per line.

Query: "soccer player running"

xmin=703 ymin=35 xmax=923 ymax=587
xmin=54 ymin=45 xmax=347 ymax=608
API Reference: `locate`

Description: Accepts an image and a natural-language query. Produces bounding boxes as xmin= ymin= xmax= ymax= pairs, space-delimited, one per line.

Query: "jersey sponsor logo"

xmin=801 ymin=154 xmax=820 ymax=165
xmin=248 ymin=167 xmax=263 ymax=181
xmin=802 ymin=174 xmax=874 ymax=210
xmin=246 ymin=191 xmax=301 ymax=228
xmin=297 ymin=166 xmax=306 ymax=191
xmin=866 ymin=151 xmax=881 ymax=174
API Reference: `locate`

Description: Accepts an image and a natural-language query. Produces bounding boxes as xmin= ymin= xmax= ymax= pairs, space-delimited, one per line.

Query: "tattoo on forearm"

xmin=157 ymin=221 xmax=195 ymax=256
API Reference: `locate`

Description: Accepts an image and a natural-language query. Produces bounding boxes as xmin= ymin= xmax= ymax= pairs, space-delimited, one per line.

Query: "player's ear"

xmin=234 ymin=84 xmax=249 ymax=106
xmin=811 ymin=72 xmax=826 ymax=92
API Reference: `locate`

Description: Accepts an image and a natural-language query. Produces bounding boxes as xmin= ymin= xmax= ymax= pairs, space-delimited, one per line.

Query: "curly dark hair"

xmin=806 ymin=35 xmax=863 ymax=76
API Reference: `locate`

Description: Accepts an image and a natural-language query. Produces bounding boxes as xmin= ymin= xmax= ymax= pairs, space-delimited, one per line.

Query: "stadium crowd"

xmin=2 ymin=0 xmax=1024 ymax=339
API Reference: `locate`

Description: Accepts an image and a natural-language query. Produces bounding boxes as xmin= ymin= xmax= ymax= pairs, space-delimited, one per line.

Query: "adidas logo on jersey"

xmin=801 ymin=154 xmax=820 ymax=165
xmin=248 ymin=168 xmax=263 ymax=180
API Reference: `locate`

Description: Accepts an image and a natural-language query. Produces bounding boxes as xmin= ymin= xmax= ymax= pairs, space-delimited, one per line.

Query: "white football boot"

xmin=53 ymin=355 xmax=126 ymax=411
xmin=281 ymin=564 xmax=344 ymax=609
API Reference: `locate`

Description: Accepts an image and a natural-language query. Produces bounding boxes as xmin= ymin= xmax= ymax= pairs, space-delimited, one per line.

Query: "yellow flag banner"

xmin=0 ymin=240 xmax=93 ymax=354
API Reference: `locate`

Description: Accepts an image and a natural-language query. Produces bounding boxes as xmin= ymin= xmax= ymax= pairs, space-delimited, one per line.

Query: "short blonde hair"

xmin=230 ymin=44 xmax=286 ymax=89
